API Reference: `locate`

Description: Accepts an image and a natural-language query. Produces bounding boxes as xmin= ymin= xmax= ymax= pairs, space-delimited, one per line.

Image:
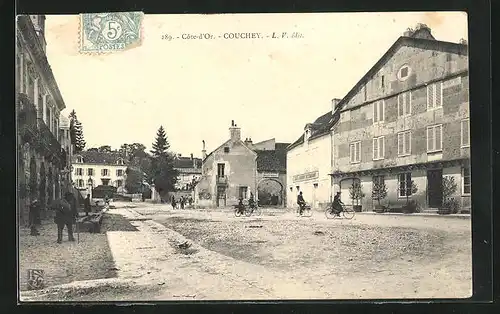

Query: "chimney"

xmin=331 ymin=98 xmax=341 ymax=113
xmin=229 ymin=120 xmax=241 ymax=142
xmin=202 ymin=140 xmax=207 ymax=159
xmin=191 ymin=153 xmax=196 ymax=168
xmin=403 ymin=28 xmax=414 ymax=37
xmin=244 ymin=137 xmax=253 ymax=149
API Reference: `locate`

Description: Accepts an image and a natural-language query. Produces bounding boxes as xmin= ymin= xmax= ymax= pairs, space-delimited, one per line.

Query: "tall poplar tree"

xmin=68 ymin=110 xmax=86 ymax=152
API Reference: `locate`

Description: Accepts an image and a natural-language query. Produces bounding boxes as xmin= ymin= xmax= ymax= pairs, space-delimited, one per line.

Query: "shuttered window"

xmin=427 ymin=82 xmax=443 ymax=110
xmin=427 ymin=124 xmax=443 ymax=153
xmin=397 ymin=92 xmax=412 ymax=117
xmin=397 ymin=131 xmax=411 ymax=156
xmin=461 ymin=119 xmax=470 ymax=147
xmin=373 ymin=100 xmax=385 ymax=124
xmin=350 ymin=141 xmax=361 ymax=163
xmin=373 ymin=136 xmax=385 ymax=160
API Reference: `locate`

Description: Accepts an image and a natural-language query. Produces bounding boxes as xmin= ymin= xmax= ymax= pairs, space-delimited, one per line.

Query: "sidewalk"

xmin=18 ymin=215 xmax=117 ymax=297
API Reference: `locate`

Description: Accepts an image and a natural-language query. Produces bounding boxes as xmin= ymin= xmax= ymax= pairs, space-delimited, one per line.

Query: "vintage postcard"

xmin=16 ymin=12 xmax=471 ymax=302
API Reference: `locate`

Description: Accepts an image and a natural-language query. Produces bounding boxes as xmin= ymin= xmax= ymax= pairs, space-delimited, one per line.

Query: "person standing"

xmin=28 ymin=199 xmax=41 ymax=236
xmin=171 ymin=195 xmax=176 ymax=210
xmin=84 ymin=194 xmax=91 ymax=216
xmin=53 ymin=197 xmax=76 ymax=244
xmin=180 ymin=196 xmax=185 ymax=209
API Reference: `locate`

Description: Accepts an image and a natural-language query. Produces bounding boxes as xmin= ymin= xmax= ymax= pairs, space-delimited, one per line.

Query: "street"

xmin=20 ymin=202 xmax=472 ymax=301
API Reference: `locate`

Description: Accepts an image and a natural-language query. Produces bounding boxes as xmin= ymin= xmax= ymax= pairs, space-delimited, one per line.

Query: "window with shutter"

xmin=427 ymin=83 xmax=442 ymax=110
xmin=373 ymin=136 xmax=385 ymax=160
xmin=427 ymin=124 xmax=443 ymax=153
xmin=406 ymin=92 xmax=412 ymax=115
xmin=373 ymin=101 xmax=378 ymax=123
xmin=350 ymin=141 xmax=361 ymax=163
xmin=427 ymin=85 xmax=434 ymax=109
xmin=398 ymin=131 xmax=411 ymax=156
xmin=462 ymin=167 xmax=471 ymax=195
xmin=398 ymin=94 xmax=404 ymax=117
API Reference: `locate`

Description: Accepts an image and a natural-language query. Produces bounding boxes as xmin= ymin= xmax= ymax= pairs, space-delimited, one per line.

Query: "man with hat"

xmin=52 ymin=195 xmax=76 ymax=243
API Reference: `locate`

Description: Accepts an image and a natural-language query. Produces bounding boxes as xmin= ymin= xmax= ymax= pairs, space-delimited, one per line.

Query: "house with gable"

xmin=330 ymin=24 xmax=470 ymax=212
xmin=286 ymin=99 xmax=341 ymax=209
xmin=195 ymin=120 xmax=289 ymax=208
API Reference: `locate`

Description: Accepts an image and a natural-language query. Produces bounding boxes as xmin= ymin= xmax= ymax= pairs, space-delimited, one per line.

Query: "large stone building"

xmin=71 ymin=151 xmax=128 ymax=194
xmin=331 ymin=25 xmax=470 ymax=211
xmin=286 ymin=99 xmax=341 ymax=209
xmin=195 ymin=121 xmax=288 ymax=208
xmin=17 ymin=15 xmax=71 ymax=223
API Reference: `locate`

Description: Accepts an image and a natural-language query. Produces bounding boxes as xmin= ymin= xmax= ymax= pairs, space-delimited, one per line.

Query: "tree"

xmin=120 ymin=143 xmax=148 ymax=160
xmin=97 ymin=145 xmax=112 ymax=153
xmin=149 ymin=126 xmax=178 ymax=197
xmin=150 ymin=126 xmax=169 ymax=157
xmin=87 ymin=147 xmax=99 ymax=152
xmin=68 ymin=110 xmax=86 ymax=152
xmin=372 ymin=180 xmax=388 ymax=206
xmin=125 ymin=167 xmax=144 ymax=194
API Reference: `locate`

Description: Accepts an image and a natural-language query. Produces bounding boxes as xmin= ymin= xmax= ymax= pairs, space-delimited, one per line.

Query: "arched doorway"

xmin=257 ymin=179 xmax=283 ymax=206
xmin=47 ymin=167 xmax=54 ymax=205
xmin=39 ymin=162 xmax=46 ymax=209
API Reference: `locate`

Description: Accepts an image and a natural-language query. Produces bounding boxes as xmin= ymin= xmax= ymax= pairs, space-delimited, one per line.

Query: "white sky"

xmin=45 ymin=12 xmax=467 ymax=157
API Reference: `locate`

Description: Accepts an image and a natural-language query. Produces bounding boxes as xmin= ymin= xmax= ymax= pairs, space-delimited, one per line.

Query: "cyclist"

xmin=237 ymin=197 xmax=245 ymax=215
xmin=297 ymin=191 xmax=306 ymax=215
xmin=248 ymin=192 xmax=256 ymax=209
xmin=331 ymin=192 xmax=344 ymax=216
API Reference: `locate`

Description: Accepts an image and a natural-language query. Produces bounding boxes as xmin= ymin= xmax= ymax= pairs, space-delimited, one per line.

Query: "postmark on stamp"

xmin=79 ymin=12 xmax=144 ymax=53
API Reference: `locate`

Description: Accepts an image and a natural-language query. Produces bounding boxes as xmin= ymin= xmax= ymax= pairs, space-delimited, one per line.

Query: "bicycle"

xmin=325 ymin=203 xmax=355 ymax=219
xmin=297 ymin=203 xmax=313 ymax=217
xmin=234 ymin=204 xmax=262 ymax=217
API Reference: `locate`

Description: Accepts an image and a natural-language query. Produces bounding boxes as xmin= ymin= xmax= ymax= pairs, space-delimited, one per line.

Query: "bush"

xmin=443 ymin=197 xmax=460 ymax=214
xmin=402 ymin=200 xmax=421 ymax=213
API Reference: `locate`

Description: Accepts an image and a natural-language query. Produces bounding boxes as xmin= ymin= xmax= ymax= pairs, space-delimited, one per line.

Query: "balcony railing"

xmin=17 ymin=93 xmax=38 ymax=140
xmin=216 ymin=175 xmax=228 ymax=185
xmin=38 ymin=118 xmax=62 ymax=158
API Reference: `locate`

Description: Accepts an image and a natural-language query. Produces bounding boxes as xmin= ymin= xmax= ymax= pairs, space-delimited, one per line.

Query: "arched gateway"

xmin=257 ymin=179 xmax=284 ymax=206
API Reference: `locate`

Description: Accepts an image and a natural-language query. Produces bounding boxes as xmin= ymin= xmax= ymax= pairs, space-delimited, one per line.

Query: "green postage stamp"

xmin=79 ymin=12 xmax=144 ymax=53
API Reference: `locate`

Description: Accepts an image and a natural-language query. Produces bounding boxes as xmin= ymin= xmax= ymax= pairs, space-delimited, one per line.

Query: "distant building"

xmin=71 ymin=151 xmax=128 ymax=193
xmin=195 ymin=120 xmax=288 ymax=208
xmin=172 ymin=154 xmax=202 ymax=191
xmin=331 ymin=25 xmax=470 ymax=211
xmin=17 ymin=15 xmax=70 ymax=223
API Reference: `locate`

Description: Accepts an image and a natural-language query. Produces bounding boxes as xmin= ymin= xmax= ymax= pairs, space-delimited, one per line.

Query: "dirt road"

xmin=21 ymin=203 xmax=472 ymax=301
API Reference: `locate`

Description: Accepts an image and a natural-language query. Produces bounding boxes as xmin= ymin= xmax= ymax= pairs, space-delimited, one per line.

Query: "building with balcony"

xmin=330 ymin=25 xmax=470 ymax=212
xmin=195 ymin=121 xmax=288 ymax=208
xmin=71 ymin=151 xmax=128 ymax=194
xmin=16 ymin=15 xmax=71 ymax=223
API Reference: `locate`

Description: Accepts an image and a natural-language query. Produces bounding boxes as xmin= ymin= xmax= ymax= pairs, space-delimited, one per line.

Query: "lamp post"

xmin=87 ymin=177 xmax=93 ymax=201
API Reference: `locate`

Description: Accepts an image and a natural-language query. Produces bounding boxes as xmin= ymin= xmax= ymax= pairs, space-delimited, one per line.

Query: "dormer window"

xmin=224 ymin=147 xmax=230 ymax=153
xmin=397 ymin=64 xmax=411 ymax=81
xmin=76 ymin=156 xmax=84 ymax=163
xmin=116 ymin=158 xmax=125 ymax=165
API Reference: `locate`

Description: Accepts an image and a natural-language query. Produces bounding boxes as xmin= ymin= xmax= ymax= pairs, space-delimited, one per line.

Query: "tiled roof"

xmin=72 ymin=151 xmax=127 ymax=166
xmin=173 ymin=156 xmax=202 ymax=169
xmin=256 ymin=142 xmax=289 ymax=172
xmin=288 ymin=111 xmax=334 ymax=151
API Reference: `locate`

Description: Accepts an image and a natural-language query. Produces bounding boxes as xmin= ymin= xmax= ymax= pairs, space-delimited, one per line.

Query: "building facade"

xmin=71 ymin=151 xmax=128 ymax=194
xmin=17 ymin=15 xmax=70 ymax=223
xmin=286 ymin=99 xmax=341 ymax=209
xmin=195 ymin=121 xmax=288 ymax=208
xmin=331 ymin=25 xmax=470 ymax=212
xmin=173 ymin=154 xmax=202 ymax=191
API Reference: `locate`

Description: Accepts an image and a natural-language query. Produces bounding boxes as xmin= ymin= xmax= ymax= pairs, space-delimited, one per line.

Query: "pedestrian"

xmin=28 ymin=199 xmax=41 ymax=236
xmin=171 ymin=196 xmax=176 ymax=210
xmin=188 ymin=196 xmax=193 ymax=206
xmin=52 ymin=196 xmax=76 ymax=244
xmin=84 ymin=194 xmax=91 ymax=216
xmin=180 ymin=196 xmax=185 ymax=209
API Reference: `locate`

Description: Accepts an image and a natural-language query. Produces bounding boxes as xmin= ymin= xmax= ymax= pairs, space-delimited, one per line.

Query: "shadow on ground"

xmin=104 ymin=213 xmax=139 ymax=232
